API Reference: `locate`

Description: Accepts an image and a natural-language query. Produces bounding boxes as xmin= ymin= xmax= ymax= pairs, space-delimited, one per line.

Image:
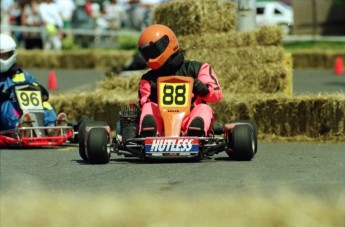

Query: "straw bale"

xmin=291 ymin=51 xmax=345 ymax=69
xmin=99 ymin=75 xmax=141 ymax=93
xmin=153 ymin=0 xmax=236 ymax=36
xmin=50 ymin=90 xmax=137 ymax=126
xmin=17 ymin=50 xmax=134 ymax=69
xmin=50 ymin=91 xmax=345 ymax=141
xmin=178 ymin=26 xmax=283 ymax=50
xmin=211 ymin=93 xmax=345 ymax=140
xmin=255 ymin=25 xmax=284 ymax=46
xmin=18 ymin=50 xmax=61 ymax=68
xmin=184 ymin=46 xmax=287 ymax=93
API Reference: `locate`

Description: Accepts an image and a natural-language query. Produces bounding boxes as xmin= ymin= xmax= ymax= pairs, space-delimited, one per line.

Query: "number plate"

xmin=159 ymin=82 xmax=191 ymax=108
xmin=15 ymin=88 xmax=43 ymax=111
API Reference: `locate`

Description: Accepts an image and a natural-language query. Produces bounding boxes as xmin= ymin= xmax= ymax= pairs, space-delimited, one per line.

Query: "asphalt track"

xmin=1 ymin=69 xmax=344 ymax=197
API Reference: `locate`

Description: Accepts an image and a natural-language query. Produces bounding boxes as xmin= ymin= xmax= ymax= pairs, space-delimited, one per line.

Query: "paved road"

xmin=1 ymin=69 xmax=344 ymax=197
xmin=1 ymin=142 xmax=344 ymax=197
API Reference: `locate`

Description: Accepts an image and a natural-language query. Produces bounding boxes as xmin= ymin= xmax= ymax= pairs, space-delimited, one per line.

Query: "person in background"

xmin=136 ymin=24 xmax=222 ymax=138
xmin=103 ymin=0 xmax=127 ymax=30
xmin=1 ymin=0 xmax=14 ymax=35
xmin=0 ymin=34 xmax=67 ymax=136
xmin=21 ymin=0 xmax=43 ymax=49
xmin=56 ymin=0 xmax=76 ymax=29
xmin=38 ymin=0 xmax=64 ymax=50
xmin=71 ymin=0 xmax=95 ymax=48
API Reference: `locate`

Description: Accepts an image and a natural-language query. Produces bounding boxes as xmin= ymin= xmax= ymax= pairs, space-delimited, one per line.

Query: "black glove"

xmin=0 ymin=84 xmax=10 ymax=103
xmin=38 ymin=84 xmax=49 ymax=101
xmin=149 ymin=81 xmax=157 ymax=102
xmin=150 ymin=81 xmax=157 ymax=91
xmin=193 ymin=79 xmax=209 ymax=97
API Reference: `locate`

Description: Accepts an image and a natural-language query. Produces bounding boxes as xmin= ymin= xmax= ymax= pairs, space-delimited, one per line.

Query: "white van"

xmin=256 ymin=1 xmax=293 ymax=35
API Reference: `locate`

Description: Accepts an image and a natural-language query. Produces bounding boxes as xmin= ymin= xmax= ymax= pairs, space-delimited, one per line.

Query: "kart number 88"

xmin=160 ymin=83 xmax=190 ymax=107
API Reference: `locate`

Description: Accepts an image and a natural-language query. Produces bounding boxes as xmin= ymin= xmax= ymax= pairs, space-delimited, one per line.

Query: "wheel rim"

xmin=251 ymin=131 xmax=255 ymax=153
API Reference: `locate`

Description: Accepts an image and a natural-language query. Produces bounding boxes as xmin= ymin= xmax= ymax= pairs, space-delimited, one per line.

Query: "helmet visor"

xmin=0 ymin=51 xmax=14 ymax=60
xmin=139 ymin=35 xmax=169 ymax=61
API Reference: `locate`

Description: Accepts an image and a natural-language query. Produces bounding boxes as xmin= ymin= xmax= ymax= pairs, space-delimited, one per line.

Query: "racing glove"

xmin=38 ymin=84 xmax=49 ymax=101
xmin=148 ymin=81 xmax=157 ymax=101
xmin=0 ymin=84 xmax=10 ymax=103
xmin=193 ymin=79 xmax=209 ymax=97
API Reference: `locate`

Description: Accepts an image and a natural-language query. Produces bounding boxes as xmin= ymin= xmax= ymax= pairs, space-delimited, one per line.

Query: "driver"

xmin=136 ymin=24 xmax=222 ymax=138
xmin=0 ymin=33 xmax=67 ymax=136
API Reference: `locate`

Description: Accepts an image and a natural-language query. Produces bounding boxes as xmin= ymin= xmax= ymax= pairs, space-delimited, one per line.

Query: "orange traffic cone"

xmin=334 ymin=57 xmax=344 ymax=75
xmin=48 ymin=70 xmax=58 ymax=90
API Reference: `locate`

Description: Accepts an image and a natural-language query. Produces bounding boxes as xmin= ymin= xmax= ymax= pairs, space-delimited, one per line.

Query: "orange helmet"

xmin=138 ymin=24 xmax=179 ymax=70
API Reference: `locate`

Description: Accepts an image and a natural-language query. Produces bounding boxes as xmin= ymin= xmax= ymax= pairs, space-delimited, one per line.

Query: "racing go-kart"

xmin=0 ymin=83 xmax=75 ymax=147
xmin=79 ymin=76 xmax=258 ymax=164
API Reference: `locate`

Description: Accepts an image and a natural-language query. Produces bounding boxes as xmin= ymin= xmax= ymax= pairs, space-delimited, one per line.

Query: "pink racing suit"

xmin=138 ymin=52 xmax=222 ymax=136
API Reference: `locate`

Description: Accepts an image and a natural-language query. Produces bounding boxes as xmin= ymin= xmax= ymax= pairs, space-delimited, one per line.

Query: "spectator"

xmin=39 ymin=0 xmax=64 ymax=50
xmin=1 ymin=0 xmax=14 ymax=35
xmin=56 ymin=0 xmax=76 ymax=29
xmin=103 ymin=0 xmax=127 ymax=30
xmin=8 ymin=0 xmax=23 ymax=45
xmin=71 ymin=0 xmax=95 ymax=48
xmin=21 ymin=0 xmax=43 ymax=49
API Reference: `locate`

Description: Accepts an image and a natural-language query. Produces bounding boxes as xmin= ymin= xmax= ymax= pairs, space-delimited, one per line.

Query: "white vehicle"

xmin=256 ymin=1 xmax=293 ymax=35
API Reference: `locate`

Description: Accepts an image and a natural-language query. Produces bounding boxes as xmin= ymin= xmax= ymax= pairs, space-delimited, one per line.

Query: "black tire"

xmin=78 ymin=120 xmax=108 ymax=161
xmin=230 ymin=124 xmax=255 ymax=161
xmin=230 ymin=120 xmax=258 ymax=154
xmin=87 ymin=128 xmax=110 ymax=164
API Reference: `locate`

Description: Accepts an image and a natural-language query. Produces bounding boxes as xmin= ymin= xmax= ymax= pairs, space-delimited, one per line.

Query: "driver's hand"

xmin=0 ymin=84 xmax=10 ymax=103
xmin=193 ymin=79 xmax=209 ymax=97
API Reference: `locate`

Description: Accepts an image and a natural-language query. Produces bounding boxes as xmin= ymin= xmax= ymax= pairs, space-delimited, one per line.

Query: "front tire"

xmin=230 ymin=120 xmax=258 ymax=154
xmin=230 ymin=124 xmax=255 ymax=161
xmin=79 ymin=120 xmax=108 ymax=161
xmin=87 ymin=128 xmax=110 ymax=164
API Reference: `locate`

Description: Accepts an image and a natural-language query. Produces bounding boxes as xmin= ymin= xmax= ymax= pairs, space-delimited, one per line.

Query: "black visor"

xmin=139 ymin=35 xmax=170 ymax=60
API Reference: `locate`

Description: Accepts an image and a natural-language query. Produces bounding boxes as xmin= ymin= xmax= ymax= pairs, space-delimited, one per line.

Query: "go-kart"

xmin=79 ymin=76 xmax=258 ymax=164
xmin=0 ymin=83 xmax=75 ymax=147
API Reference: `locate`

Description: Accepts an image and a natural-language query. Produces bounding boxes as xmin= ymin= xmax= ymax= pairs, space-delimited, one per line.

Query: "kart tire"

xmin=78 ymin=120 xmax=108 ymax=161
xmin=230 ymin=120 xmax=257 ymax=154
xmin=87 ymin=128 xmax=110 ymax=164
xmin=230 ymin=124 xmax=255 ymax=161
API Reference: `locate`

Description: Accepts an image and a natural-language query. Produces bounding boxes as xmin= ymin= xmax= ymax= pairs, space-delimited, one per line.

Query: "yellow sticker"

xmin=159 ymin=82 xmax=190 ymax=107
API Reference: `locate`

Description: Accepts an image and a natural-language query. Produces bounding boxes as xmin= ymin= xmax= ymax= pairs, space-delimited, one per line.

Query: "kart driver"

xmin=0 ymin=33 xmax=67 ymax=135
xmin=137 ymin=24 xmax=222 ymax=138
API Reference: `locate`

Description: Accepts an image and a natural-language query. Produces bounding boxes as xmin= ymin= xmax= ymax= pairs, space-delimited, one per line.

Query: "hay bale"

xmin=179 ymin=25 xmax=283 ymax=50
xmin=50 ymin=89 xmax=137 ymax=127
xmin=17 ymin=50 xmax=134 ymax=69
xmin=50 ymin=90 xmax=345 ymax=141
xmin=153 ymin=0 xmax=236 ymax=36
xmin=291 ymin=51 xmax=345 ymax=69
xmin=184 ymin=46 xmax=288 ymax=94
xmin=18 ymin=50 xmax=61 ymax=68
xmin=98 ymin=75 xmax=141 ymax=93
xmin=212 ymin=93 xmax=345 ymax=140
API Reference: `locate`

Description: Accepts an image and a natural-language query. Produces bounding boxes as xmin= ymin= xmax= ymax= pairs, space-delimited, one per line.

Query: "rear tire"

xmin=78 ymin=120 xmax=108 ymax=161
xmin=230 ymin=124 xmax=255 ymax=161
xmin=87 ymin=128 xmax=110 ymax=164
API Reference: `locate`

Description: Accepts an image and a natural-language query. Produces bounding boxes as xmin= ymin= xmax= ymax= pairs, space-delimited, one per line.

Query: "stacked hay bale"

xmin=50 ymin=0 xmax=344 ymax=140
xmin=155 ymin=0 xmax=289 ymax=95
xmin=18 ymin=50 xmax=134 ymax=69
